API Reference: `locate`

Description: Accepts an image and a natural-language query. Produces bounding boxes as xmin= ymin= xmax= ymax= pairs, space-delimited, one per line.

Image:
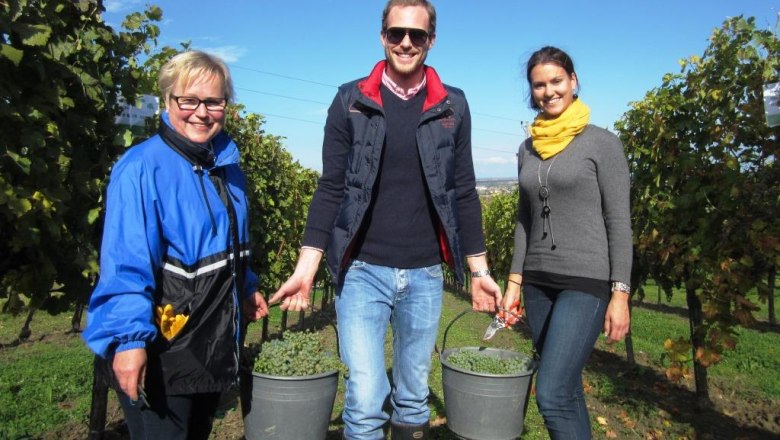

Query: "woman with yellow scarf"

xmin=502 ymin=46 xmax=632 ymax=439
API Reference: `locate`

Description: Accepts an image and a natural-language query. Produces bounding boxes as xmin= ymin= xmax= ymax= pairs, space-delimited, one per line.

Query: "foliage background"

xmin=0 ymin=0 xmax=321 ymax=322
xmin=615 ymin=16 xmax=779 ymax=388
xmin=0 ymin=3 xmax=778 ymax=435
xmin=0 ymin=1 xmax=164 ymax=315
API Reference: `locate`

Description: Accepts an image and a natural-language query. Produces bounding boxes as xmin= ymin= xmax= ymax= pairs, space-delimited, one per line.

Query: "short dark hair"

xmin=525 ymin=46 xmax=578 ymax=111
xmin=381 ymin=0 xmax=437 ymax=35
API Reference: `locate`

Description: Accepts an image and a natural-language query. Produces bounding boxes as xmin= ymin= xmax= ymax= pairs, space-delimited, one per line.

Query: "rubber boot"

xmin=391 ymin=422 xmax=429 ymax=439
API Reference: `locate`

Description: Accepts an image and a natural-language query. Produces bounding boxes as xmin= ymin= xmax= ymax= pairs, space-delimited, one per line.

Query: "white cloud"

xmin=198 ymin=46 xmax=248 ymax=63
xmin=477 ymin=156 xmax=517 ymax=165
xmin=104 ymin=0 xmax=144 ymax=13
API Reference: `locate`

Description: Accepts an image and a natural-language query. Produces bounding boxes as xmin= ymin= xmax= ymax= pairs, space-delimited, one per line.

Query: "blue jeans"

xmin=523 ymin=284 xmax=608 ymax=440
xmin=336 ymin=260 xmax=443 ymax=440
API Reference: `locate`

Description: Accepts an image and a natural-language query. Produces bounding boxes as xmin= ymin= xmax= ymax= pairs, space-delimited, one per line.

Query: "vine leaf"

xmin=17 ymin=23 xmax=52 ymax=47
xmin=1 ymin=44 xmax=24 ymax=66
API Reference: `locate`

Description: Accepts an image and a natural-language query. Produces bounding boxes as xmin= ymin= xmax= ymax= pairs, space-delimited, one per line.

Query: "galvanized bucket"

xmin=439 ymin=310 xmax=537 ymax=440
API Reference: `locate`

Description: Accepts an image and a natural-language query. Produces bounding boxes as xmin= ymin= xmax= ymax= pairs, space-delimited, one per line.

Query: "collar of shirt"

xmin=381 ymin=69 xmax=427 ymax=100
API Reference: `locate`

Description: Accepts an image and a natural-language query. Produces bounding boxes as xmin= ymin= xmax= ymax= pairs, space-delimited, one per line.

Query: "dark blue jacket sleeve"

xmin=452 ymin=97 xmax=486 ymax=255
xmin=302 ymin=91 xmax=351 ymax=250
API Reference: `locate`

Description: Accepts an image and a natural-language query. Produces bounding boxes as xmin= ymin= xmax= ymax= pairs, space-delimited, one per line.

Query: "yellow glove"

xmin=155 ymin=303 xmax=189 ymax=340
xmin=170 ymin=313 xmax=188 ymax=338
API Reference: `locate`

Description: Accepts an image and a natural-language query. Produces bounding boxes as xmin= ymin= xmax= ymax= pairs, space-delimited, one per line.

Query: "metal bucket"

xmin=243 ymin=369 xmax=338 ymax=440
xmin=439 ymin=311 xmax=536 ymax=440
xmin=441 ymin=347 xmax=535 ymax=440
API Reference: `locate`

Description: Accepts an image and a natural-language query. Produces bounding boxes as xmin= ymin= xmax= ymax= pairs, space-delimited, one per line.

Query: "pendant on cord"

xmin=537 ymin=167 xmax=557 ymax=250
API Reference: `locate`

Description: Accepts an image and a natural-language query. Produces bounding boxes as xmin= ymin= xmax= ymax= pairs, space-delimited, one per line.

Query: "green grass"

xmin=637 ymin=278 xmax=779 ymax=323
xmin=0 ymin=312 xmax=93 ymax=439
xmin=627 ymin=307 xmax=780 ymax=397
xmin=606 ymin=279 xmax=780 ymax=399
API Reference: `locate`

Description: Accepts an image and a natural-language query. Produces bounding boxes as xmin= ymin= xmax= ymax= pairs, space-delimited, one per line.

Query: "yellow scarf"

xmin=530 ymin=99 xmax=591 ymax=160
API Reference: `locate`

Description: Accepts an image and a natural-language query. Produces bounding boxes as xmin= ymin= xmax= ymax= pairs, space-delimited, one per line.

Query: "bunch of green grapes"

xmin=446 ymin=350 xmax=531 ymax=375
xmin=253 ymin=331 xmax=343 ymax=377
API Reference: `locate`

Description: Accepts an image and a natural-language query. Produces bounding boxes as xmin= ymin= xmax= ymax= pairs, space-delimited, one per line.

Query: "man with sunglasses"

xmin=270 ymin=1 xmax=500 ymax=438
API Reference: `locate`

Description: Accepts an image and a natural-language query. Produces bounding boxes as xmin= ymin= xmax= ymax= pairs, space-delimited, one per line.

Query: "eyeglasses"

xmin=171 ymin=95 xmax=227 ymax=112
xmin=384 ymin=27 xmax=430 ymax=46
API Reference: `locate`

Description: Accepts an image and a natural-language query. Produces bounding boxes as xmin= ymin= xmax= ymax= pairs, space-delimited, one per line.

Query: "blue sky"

xmin=104 ymin=1 xmax=778 ymax=179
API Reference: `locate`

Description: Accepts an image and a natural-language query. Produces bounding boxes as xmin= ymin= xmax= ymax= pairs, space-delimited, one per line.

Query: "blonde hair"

xmin=158 ymin=51 xmax=234 ymax=104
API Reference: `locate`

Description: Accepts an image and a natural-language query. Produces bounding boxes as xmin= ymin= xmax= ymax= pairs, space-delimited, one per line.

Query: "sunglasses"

xmin=384 ymin=27 xmax=430 ymax=46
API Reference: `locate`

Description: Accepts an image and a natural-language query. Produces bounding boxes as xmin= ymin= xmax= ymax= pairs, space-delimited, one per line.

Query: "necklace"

xmin=537 ymin=153 xmax=559 ymax=200
xmin=536 ymin=154 xmax=559 ymax=250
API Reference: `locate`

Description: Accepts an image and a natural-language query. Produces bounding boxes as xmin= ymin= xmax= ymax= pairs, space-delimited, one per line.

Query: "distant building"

xmin=476 ymin=178 xmax=517 ymax=200
xmin=116 ymin=94 xmax=159 ymax=127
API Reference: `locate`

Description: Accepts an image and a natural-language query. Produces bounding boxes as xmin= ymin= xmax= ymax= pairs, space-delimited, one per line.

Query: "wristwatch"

xmin=611 ymin=281 xmax=630 ymax=293
xmin=470 ymin=269 xmax=491 ymax=278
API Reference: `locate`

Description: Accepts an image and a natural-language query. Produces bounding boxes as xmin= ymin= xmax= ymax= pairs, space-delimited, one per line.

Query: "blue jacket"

xmin=302 ymin=61 xmax=485 ymax=285
xmin=83 ymin=113 xmax=258 ymax=394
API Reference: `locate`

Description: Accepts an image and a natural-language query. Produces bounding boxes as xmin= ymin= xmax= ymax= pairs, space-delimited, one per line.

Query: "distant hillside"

xmin=476 ymin=178 xmax=517 ymax=197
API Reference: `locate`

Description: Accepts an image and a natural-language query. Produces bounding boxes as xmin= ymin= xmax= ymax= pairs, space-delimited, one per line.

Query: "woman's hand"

xmin=501 ymin=274 xmax=523 ymax=325
xmin=113 ymin=348 xmax=147 ymax=401
xmin=603 ymin=291 xmax=630 ymax=343
xmin=243 ymin=292 xmax=270 ymax=321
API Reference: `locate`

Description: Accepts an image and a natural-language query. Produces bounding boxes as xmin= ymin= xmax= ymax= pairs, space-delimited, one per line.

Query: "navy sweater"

xmin=351 ymin=87 xmax=441 ymax=268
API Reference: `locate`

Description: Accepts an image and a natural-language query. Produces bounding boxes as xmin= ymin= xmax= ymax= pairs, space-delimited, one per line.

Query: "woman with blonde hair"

xmin=83 ymin=51 xmax=268 ymax=439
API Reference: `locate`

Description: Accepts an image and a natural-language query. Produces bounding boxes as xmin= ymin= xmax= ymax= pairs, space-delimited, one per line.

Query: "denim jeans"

xmin=523 ymin=284 xmax=608 ymax=440
xmin=336 ymin=260 xmax=443 ymax=440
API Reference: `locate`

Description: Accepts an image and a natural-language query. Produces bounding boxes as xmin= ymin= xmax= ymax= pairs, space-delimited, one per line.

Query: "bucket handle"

xmin=438 ymin=309 xmax=471 ymax=355
xmin=438 ymin=308 xmax=532 ymax=358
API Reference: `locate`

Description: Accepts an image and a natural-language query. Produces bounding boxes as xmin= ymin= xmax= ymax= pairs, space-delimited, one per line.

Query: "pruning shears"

xmin=483 ymin=300 xmax=523 ymax=341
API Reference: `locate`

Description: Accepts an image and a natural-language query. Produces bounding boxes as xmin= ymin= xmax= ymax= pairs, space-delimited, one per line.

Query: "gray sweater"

xmin=510 ymin=125 xmax=632 ymax=285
